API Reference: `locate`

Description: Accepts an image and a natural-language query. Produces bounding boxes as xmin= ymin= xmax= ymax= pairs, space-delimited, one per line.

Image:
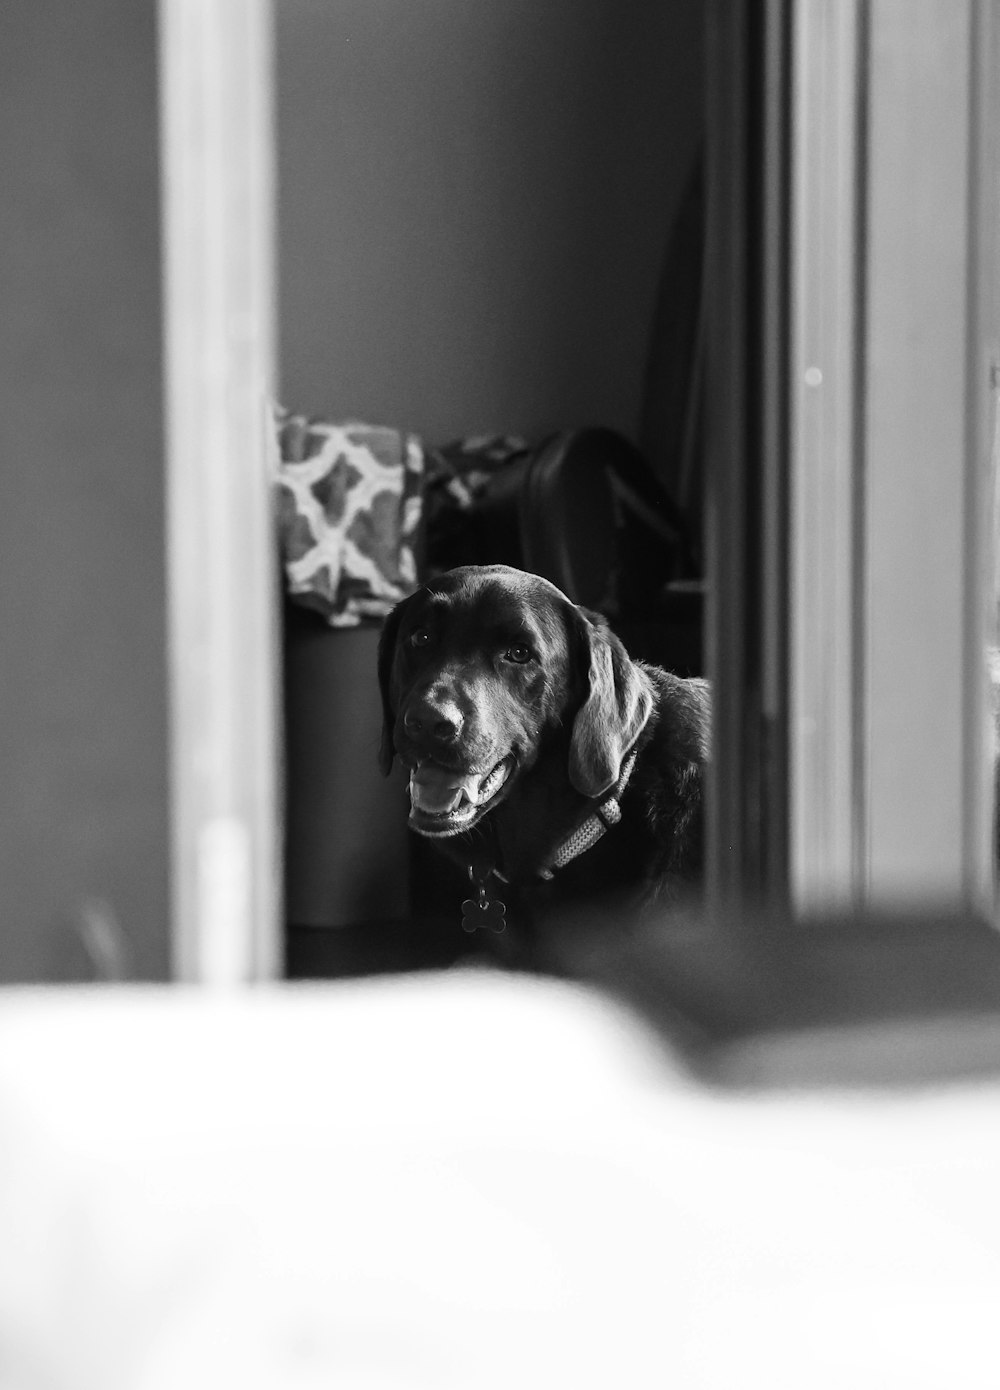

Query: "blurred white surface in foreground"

xmin=0 ymin=969 xmax=998 ymax=1389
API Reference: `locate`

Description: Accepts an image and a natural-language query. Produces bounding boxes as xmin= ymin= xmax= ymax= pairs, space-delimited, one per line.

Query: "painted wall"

xmin=276 ymin=0 xmax=705 ymax=927
xmin=0 ymin=1 xmax=169 ymax=981
xmin=277 ymin=0 xmax=705 ymax=443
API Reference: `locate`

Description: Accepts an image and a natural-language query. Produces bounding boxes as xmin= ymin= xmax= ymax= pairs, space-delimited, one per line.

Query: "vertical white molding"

xmin=789 ymin=0 xmax=865 ymax=913
xmin=159 ymin=0 xmax=282 ymax=983
xmin=790 ymin=0 xmax=996 ymax=918
xmin=863 ymin=0 xmax=989 ymax=912
xmin=964 ymin=0 xmax=1000 ymax=916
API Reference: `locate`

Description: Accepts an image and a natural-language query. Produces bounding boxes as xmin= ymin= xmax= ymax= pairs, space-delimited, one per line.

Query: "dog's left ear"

xmin=568 ymin=611 xmax=654 ymax=798
xmin=376 ymin=595 xmax=410 ymax=775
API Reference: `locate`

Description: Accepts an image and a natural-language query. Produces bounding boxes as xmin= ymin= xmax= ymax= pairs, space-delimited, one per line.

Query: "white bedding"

xmin=0 ymin=969 xmax=997 ymax=1389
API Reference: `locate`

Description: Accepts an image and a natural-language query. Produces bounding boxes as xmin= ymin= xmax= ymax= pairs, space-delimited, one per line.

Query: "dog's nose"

xmin=403 ymin=700 xmax=462 ymax=743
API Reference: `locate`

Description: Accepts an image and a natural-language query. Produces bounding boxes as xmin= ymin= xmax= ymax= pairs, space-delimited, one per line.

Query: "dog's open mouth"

xmin=407 ymin=756 xmax=515 ymax=836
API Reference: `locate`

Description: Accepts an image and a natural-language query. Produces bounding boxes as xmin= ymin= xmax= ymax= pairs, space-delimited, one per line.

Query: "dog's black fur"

xmin=378 ymin=565 xmax=710 ymax=950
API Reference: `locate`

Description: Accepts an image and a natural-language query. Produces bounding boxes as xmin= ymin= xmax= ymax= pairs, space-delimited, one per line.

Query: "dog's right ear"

xmin=376 ymin=596 xmax=409 ymax=776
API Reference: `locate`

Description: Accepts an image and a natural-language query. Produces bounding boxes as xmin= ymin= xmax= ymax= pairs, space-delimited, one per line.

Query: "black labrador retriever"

xmin=378 ymin=565 xmax=710 ymax=949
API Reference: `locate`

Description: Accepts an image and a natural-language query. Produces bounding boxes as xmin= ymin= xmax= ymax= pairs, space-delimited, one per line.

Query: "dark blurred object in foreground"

xmin=291 ymin=902 xmax=1000 ymax=1090
xmin=539 ymin=905 xmax=1000 ymax=1089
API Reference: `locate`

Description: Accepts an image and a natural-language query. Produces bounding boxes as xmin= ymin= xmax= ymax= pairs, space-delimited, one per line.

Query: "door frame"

xmin=158 ymin=0 xmax=282 ymax=983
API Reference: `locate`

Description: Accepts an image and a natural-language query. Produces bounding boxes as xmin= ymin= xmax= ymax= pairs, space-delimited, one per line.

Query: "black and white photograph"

xmin=1 ymin=2 xmax=999 ymax=1386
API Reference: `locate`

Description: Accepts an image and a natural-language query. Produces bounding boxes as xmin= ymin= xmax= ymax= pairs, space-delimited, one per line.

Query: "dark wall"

xmin=276 ymin=0 xmax=705 ymax=443
xmin=276 ymin=0 xmax=705 ymax=928
xmin=0 ymin=1 xmax=169 ymax=980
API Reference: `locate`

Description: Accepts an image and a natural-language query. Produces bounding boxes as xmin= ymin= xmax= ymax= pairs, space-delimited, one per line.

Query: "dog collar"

xmin=458 ymin=749 xmax=638 ymax=931
xmin=540 ymin=748 xmax=638 ymax=880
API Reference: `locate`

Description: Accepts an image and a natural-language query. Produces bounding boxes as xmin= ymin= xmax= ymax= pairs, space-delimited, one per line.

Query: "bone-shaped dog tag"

xmin=463 ymin=859 xmax=507 ymax=933
xmin=461 ymin=893 xmax=506 ymax=934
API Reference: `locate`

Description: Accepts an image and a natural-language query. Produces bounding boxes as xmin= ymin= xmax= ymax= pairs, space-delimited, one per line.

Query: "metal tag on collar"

xmin=461 ymin=860 xmax=506 ymax=933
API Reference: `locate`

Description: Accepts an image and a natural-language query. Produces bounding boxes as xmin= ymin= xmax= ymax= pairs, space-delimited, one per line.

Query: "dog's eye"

xmin=504 ymin=643 xmax=532 ymax=664
xmin=409 ymin=628 xmax=431 ymax=649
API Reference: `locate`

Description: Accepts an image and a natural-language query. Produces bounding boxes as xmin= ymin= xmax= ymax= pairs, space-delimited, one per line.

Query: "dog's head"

xmin=377 ymin=565 xmax=654 ymax=838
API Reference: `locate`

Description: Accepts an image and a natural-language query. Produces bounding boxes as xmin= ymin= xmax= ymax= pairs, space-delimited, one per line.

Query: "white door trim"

xmin=158 ymin=0 xmax=282 ymax=982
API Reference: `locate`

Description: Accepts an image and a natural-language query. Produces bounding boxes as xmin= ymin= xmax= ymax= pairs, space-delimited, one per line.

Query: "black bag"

xmin=422 ymin=426 xmax=699 ymax=619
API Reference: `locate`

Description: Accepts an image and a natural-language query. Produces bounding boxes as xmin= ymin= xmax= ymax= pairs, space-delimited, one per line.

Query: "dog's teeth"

xmin=456 ymin=774 xmax=482 ymax=806
xmin=408 ymin=761 xmax=512 ymax=815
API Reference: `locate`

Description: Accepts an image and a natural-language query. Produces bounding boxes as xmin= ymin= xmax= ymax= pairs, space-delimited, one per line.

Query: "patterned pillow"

xmin=273 ymin=407 xmax=424 ymax=627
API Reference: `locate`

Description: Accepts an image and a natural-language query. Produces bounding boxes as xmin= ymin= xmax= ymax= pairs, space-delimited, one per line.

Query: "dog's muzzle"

xmin=407 ymin=756 xmax=515 ymax=836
